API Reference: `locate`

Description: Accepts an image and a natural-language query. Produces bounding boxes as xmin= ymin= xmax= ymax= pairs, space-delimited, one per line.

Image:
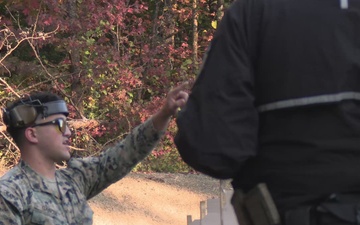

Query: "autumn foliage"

xmin=0 ymin=0 xmax=231 ymax=171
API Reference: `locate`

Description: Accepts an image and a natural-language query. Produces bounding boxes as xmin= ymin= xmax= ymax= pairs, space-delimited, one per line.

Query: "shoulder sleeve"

xmin=0 ymin=182 xmax=23 ymax=224
xmin=175 ymin=0 xmax=259 ymax=179
xmin=65 ymin=118 xmax=162 ymax=199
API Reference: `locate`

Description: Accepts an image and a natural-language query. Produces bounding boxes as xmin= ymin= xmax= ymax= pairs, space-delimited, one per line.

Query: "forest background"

xmin=0 ymin=0 xmax=234 ymax=172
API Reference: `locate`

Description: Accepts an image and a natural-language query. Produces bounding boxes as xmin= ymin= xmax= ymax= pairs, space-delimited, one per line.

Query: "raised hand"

xmin=152 ymin=82 xmax=190 ymax=131
xmin=161 ymin=82 xmax=189 ymax=117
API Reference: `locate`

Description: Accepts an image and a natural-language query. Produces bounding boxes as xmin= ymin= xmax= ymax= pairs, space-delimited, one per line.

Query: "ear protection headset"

xmin=2 ymin=100 xmax=69 ymax=128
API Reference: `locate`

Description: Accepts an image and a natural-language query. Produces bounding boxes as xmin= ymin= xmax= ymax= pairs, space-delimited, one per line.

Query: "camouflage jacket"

xmin=0 ymin=119 xmax=162 ymax=225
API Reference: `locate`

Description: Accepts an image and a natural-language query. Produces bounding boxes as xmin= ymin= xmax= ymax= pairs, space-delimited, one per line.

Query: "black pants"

xmin=284 ymin=203 xmax=360 ymax=225
xmin=316 ymin=212 xmax=354 ymax=225
xmin=231 ymin=190 xmax=360 ymax=225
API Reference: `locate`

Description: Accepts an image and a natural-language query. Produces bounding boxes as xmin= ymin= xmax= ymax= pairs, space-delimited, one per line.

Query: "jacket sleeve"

xmin=0 ymin=192 xmax=22 ymax=224
xmin=66 ymin=118 xmax=163 ymax=200
xmin=175 ymin=0 xmax=258 ymax=179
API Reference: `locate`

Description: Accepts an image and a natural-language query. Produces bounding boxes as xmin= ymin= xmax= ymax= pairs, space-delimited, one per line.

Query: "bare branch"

xmin=0 ymin=130 xmax=19 ymax=152
xmin=0 ymin=126 xmax=5 ymax=132
xmin=0 ymin=26 xmax=59 ymax=65
xmin=0 ymin=78 xmax=20 ymax=98
xmin=20 ymin=73 xmax=74 ymax=93
xmin=69 ymin=146 xmax=85 ymax=151
xmin=25 ymin=39 xmax=86 ymax=119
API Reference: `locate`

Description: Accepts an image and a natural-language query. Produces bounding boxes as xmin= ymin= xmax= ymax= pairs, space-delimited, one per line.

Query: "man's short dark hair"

xmin=3 ymin=92 xmax=64 ymax=147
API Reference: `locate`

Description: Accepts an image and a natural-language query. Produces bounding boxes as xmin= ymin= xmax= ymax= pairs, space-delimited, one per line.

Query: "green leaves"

xmin=0 ymin=0 xmax=231 ymax=170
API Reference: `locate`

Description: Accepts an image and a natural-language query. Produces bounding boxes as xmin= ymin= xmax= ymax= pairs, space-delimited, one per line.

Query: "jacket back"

xmin=175 ymin=0 xmax=360 ymax=213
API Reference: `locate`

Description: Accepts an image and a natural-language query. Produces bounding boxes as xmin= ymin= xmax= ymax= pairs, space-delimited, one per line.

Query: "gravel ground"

xmin=128 ymin=172 xmax=233 ymax=197
xmin=89 ymin=172 xmax=233 ymax=225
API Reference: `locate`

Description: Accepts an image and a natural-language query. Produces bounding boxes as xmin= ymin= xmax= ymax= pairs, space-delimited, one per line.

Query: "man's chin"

xmin=55 ymin=154 xmax=71 ymax=164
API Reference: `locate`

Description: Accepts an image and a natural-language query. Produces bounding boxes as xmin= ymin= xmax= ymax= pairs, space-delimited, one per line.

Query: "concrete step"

xmin=188 ymin=190 xmax=238 ymax=225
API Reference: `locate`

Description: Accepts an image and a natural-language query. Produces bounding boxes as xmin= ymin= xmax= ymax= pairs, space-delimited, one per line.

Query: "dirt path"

xmin=88 ymin=173 xmax=227 ymax=225
xmin=0 ymin=166 xmax=227 ymax=225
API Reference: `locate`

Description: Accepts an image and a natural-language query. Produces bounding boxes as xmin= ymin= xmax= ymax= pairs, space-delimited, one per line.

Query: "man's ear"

xmin=24 ymin=127 xmax=38 ymax=144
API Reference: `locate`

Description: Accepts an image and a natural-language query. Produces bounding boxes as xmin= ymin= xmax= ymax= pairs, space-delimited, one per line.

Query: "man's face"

xmin=32 ymin=114 xmax=72 ymax=163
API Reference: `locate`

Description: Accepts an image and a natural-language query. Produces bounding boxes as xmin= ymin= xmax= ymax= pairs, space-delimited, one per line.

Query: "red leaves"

xmin=22 ymin=8 xmax=31 ymax=16
xmin=21 ymin=0 xmax=40 ymax=16
xmin=1 ymin=0 xmax=217 ymax=166
xmin=43 ymin=17 xmax=53 ymax=26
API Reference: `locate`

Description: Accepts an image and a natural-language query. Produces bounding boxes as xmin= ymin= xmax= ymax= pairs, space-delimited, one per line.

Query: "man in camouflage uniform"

xmin=0 ymin=83 xmax=188 ymax=224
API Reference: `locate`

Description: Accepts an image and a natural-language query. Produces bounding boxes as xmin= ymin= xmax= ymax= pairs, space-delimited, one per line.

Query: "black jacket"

xmin=175 ymin=0 xmax=360 ymax=212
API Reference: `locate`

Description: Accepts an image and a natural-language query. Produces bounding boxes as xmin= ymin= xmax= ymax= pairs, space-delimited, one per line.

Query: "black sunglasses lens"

xmin=57 ymin=119 xmax=66 ymax=134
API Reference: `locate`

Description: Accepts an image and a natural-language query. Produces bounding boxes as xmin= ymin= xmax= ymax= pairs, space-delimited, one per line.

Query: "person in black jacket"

xmin=175 ymin=0 xmax=360 ymax=224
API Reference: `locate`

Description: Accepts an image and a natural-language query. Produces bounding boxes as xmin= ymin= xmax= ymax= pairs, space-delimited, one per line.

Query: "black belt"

xmin=284 ymin=194 xmax=360 ymax=225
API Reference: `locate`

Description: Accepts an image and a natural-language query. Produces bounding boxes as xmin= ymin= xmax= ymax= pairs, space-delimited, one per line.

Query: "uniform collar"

xmin=19 ymin=160 xmax=73 ymax=195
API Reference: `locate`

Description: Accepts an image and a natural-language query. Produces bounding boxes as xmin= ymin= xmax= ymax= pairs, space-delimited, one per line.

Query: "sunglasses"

xmin=32 ymin=118 xmax=68 ymax=134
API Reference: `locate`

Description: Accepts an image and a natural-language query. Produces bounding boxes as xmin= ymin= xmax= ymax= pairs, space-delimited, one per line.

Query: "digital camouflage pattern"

xmin=0 ymin=119 xmax=162 ymax=225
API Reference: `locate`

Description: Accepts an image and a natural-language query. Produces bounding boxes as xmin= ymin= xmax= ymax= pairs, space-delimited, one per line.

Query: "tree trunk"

xmin=66 ymin=0 xmax=85 ymax=118
xmin=192 ymin=0 xmax=199 ymax=74
xmin=164 ymin=0 xmax=175 ymax=70
xmin=165 ymin=0 xmax=175 ymax=46
xmin=151 ymin=2 xmax=160 ymax=49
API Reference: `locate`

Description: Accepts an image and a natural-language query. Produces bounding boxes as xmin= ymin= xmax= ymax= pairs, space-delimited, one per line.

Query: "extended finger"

xmin=174 ymin=98 xmax=187 ymax=108
xmin=175 ymin=91 xmax=189 ymax=100
xmin=170 ymin=82 xmax=189 ymax=95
